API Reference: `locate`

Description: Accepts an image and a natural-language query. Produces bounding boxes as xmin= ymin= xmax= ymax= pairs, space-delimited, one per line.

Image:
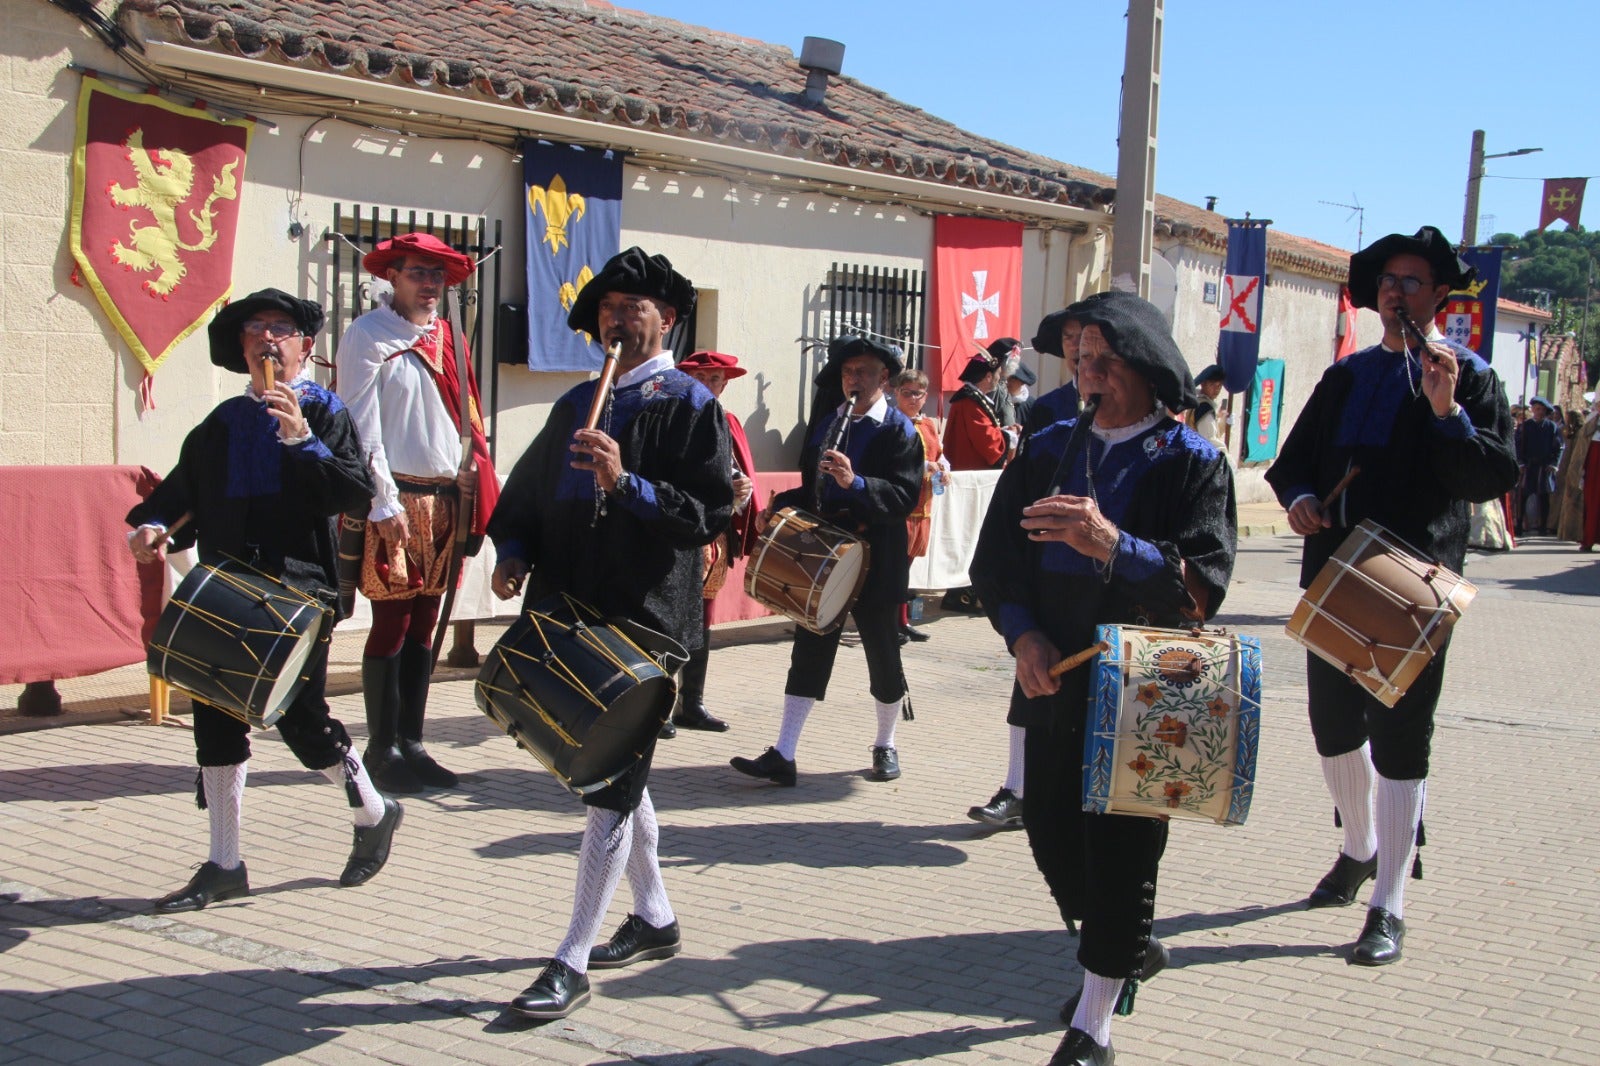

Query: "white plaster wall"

xmin=1493 ymin=313 xmax=1542 ymax=405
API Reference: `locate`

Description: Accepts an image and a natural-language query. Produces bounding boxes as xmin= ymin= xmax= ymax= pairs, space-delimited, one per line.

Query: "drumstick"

xmin=1320 ymin=466 xmax=1360 ymax=513
xmin=152 ymin=512 xmax=193 ymax=550
xmin=1048 ymin=640 xmax=1110 ymax=679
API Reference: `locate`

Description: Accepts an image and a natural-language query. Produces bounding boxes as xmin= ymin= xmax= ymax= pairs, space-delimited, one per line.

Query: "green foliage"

xmin=1494 ymin=227 xmax=1598 ymax=381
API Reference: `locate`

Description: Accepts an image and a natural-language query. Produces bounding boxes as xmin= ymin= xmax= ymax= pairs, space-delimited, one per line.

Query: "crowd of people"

xmin=121 ymin=227 xmax=1552 ymax=1064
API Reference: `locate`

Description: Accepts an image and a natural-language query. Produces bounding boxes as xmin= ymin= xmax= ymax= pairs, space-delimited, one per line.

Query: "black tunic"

xmin=1265 ymin=342 xmax=1517 ymax=588
xmin=487 ymin=364 xmax=733 ymax=653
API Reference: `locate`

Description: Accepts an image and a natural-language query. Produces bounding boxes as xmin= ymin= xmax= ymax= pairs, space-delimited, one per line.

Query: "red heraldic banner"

xmin=1537 ymin=178 xmax=1586 ymax=231
xmin=69 ymin=80 xmax=252 ymax=377
xmin=929 ymin=216 xmax=1023 ymax=393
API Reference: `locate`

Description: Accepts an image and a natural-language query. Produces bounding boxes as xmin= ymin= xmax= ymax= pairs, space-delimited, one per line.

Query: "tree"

xmin=1494 ymin=226 xmax=1598 ymax=385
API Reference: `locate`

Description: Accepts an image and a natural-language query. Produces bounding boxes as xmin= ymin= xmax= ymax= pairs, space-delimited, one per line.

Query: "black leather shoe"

xmin=1049 ymin=1027 xmax=1114 ymax=1065
xmin=400 ymin=744 xmax=458 ymax=789
xmin=730 ymin=747 xmax=797 ymax=786
xmin=673 ymin=702 xmax=729 ymax=732
xmin=900 ymin=625 xmax=931 ymax=643
xmin=588 ymin=914 xmax=682 ymax=970
xmin=659 ymin=719 xmax=678 ymax=739
xmin=363 ymin=749 xmax=425 ymax=795
xmin=509 ymin=959 xmax=591 ymax=1020
xmin=869 ymin=745 xmax=901 ymax=781
xmin=1307 ymin=852 xmax=1378 ymax=908
xmin=1352 ymin=906 xmax=1404 ymax=966
xmin=340 ymin=797 xmax=403 ymax=887
xmin=1060 ymin=936 xmax=1168 ymax=1023
xmin=153 ymin=860 xmax=249 ymax=913
xmin=967 ymin=787 xmax=1023 ymax=828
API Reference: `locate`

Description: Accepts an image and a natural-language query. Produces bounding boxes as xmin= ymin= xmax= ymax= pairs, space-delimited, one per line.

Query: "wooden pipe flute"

xmin=1395 ymin=307 xmax=1442 ymax=363
xmin=583 ymin=341 xmax=624 ymax=431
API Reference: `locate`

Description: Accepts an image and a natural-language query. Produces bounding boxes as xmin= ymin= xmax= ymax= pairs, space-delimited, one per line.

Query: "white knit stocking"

xmin=873 ymin=699 xmax=900 ymax=749
xmin=203 ymin=763 xmax=247 ymax=870
xmin=1070 ymin=971 xmax=1124 ymax=1047
xmin=1320 ymin=746 xmax=1377 ymax=861
xmin=322 ymin=752 xmax=386 ymax=828
xmin=775 ymin=694 xmax=815 ymax=760
xmin=1004 ymin=724 xmax=1027 ymax=796
xmin=553 ymin=807 xmax=633 ymax=974
xmin=624 ymin=789 xmax=675 ymax=929
xmin=1370 ymin=776 xmax=1426 ymax=919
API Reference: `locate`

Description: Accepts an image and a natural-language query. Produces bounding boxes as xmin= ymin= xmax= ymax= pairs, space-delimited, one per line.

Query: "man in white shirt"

xmin=335 ymin=233 xmax=498 ymax=793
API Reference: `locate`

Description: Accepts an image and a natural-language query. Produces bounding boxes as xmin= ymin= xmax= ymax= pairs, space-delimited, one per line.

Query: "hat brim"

xmin=1348 ymin=228 xmax=1474 ymax=313
xmin=208 ymin=289 xmax=325 ymax=373
xmin=363 ymin=246 xmax=475 ymax=287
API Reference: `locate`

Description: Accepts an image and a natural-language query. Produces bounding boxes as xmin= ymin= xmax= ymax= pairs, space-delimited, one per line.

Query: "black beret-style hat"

xmin=208 ymin=288 xmax=326 ymax=374
xmin=1008 ymin=360 xmax=1038 ymax=386
xmin=566 ymin=246 xmax=698 ymax=338
xmin=1074 ymin=290 xmax=1198 ymax=412
xmin=1195 ymin=364 xmax=1227 ymax=386
xmin=958 ymin=352 xmax=1000 ymax=384
xmin=1347 ymin=226 xmax=1475 ymax=314
xmin=815 ymin=334 xmax=904 ymax=393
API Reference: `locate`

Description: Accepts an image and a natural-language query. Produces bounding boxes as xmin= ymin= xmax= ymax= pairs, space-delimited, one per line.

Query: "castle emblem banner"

xmin=69 ymin=79 xmax=252 ymax=378
xmin=522 ymin=141 xmax=623 ymax=371
xmin=1434 ymin=246 xmax=1502 ymax=362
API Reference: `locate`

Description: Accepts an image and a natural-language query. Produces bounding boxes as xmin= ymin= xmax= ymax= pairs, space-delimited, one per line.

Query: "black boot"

xmin=362 ymin=654 xmax=423 ymax=794
xmin=398 ymin=639 xmax=457 ymax=788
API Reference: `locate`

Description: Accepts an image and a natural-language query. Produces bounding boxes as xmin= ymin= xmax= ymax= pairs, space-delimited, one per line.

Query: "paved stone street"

xmin=2 ymin=533 xmax=1596 ymax=1065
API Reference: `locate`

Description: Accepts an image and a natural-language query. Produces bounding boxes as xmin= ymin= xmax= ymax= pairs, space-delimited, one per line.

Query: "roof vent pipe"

xmin=799 ymin=37 xmax=845 ymax=106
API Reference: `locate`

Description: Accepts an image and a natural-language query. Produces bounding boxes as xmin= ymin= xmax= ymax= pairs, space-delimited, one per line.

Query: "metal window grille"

xmin=325 ymin=204 xmax=506 ymax=461
xmin=821 ymin=262 xmax=928 ymax=368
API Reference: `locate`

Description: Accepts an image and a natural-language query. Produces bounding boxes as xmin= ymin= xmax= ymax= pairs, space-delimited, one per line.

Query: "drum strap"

xmin=608 ymin=616 xmax=690 ymax=672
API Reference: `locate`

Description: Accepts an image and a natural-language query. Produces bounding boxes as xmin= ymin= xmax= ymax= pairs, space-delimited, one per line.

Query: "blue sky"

xmin=630 ymin=0 xmax=1594 ymax=253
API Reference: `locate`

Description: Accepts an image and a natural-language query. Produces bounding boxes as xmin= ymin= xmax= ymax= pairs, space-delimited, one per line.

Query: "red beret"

xmin=363 ymin=232 xmax=475 ymax=286
xmin=677 ymin=350 xmax=747 ymax=379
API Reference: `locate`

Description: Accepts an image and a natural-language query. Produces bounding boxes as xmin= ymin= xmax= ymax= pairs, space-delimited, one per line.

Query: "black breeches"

xmin=1022 ymin=711 xmax=1168 ymax=979
xmin=680 ymin=617 xmax=711 ymax=700
xmin=1305 ymin=645 xmax=1446 ymax=781
xmin=784 ymin=600 xmax=904 ymax=704
xmin=192 ymin=650 xmax=351 ymax=771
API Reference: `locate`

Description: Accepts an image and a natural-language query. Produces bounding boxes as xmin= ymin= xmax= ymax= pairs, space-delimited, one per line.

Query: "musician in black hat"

xmin=944 ymin=344 xmax=1018 ymax=470
xmin=971 ymin=291 xmax=1236 ymax=1066
xmin=730 ymin=335 xmax=924 ymax=786
xmin=126 ymin=289 xmax=400 ymax=912
xmin=1267 ymin=226 xmax=1516 ymax=967
xmin=1190 ymin=364 xmax=1228 ymax=449
xmin=488 ymin=247 xmax=733 ymax=1021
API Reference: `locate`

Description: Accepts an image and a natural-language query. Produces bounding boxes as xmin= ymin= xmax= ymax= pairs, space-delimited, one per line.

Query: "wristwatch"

xmin=611 ymin=471 xmax=634 ymax=498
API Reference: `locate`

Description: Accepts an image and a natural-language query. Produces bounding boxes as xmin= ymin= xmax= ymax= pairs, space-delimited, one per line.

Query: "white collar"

xmin=616 ymin=352 xmax=676 ymax=389
xmin=1090 ymin=408 xmax=1164 ymax=446
xmin=840 ymin=394 xmax=890 ymax=424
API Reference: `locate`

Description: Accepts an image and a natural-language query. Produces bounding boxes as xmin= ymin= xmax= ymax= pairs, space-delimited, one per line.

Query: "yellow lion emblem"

xmin=107 ymin=129 xmax=239 ymax=296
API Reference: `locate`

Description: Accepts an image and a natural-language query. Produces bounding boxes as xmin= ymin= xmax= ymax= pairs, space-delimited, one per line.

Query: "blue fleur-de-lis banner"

xmin=522 ymin=141 xmax=623 ymax=371
xmin=1216 ymin=220 xmax=1269 ymax=393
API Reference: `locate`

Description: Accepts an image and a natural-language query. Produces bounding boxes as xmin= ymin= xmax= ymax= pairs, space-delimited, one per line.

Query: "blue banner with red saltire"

xmin=1434 ymin=246 xmax=1503 ymax=363
xmin=1216 ymin=220 xmax=1269 ymax=393
xmin=522 ymin=140 xmax=623 ymax=371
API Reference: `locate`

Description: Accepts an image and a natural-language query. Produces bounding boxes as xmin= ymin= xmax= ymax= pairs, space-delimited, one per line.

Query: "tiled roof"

xmin=1497 ymin=297 xmax=1554 ymax=321
xmin=119 ymin=0 xmax=1351 ymax=276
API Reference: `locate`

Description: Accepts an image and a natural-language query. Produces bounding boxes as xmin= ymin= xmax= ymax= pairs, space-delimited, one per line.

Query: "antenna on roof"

xmin=799 ymin=37 xmax=845 ymax=107
xmin=1319 ymin=195 xmax=1365 ymax=248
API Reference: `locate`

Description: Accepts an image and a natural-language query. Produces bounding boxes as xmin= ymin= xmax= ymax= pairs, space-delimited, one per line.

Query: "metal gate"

xmin=821 ymin=262 xmax=928 ymax=368
xmin=324 ymin=205 xmax=507 ymax=461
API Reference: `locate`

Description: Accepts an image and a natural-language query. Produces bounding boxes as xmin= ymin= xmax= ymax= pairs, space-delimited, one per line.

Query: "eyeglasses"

xmin=897 ymin=388 xmax=928 ymax=398
xmin=242 ymin=320 xmax=301 ymax=338
xmin=1376 ymin=273 xmax=1429 ymax=295
xmin=398 ymin=266 xmax=448 ymax=283
xmin=599 ymin=296 xmax=658 ymax=319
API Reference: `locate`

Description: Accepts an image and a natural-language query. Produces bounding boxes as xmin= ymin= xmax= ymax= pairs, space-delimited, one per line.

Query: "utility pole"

xmin=1111 ymin=0 xmax=1162 ymax=298
xmin=1461 ymin=130 xmax=1541 ymax=247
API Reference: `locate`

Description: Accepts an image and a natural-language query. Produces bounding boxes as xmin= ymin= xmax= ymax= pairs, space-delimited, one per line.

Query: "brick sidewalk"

xmin=2 ymin=534 xmax=1596 ymax=1064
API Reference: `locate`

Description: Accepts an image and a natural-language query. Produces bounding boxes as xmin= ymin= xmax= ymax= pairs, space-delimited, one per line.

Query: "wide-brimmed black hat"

xmin=986 ymin=337 xmax=1021 ymax=362
xmin=816 ymin=334 xmax=904 ymax=393
xmin=208 ymin=288 xmax=326 ymax=373
xmin=958 ymin=352 xmax=1000 ymax=384
xmin=1031 ymin=293 xmax=1115 ymax=357
xmin=1074 ymin=290 xmax=1198 ymax=412
xmin=566 ymin=246 xmax=697 ymax=337
xmin=1348 ymin=226 xmax=1475 ymax=313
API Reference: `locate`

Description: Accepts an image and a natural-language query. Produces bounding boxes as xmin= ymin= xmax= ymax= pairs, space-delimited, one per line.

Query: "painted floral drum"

xmin=1082 ymin=624 xmax=1261 ymax=826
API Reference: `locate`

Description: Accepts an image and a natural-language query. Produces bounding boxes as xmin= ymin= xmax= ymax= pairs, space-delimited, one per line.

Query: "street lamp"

xmin=1462 ymin=130 xmax=1542 ymax=246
